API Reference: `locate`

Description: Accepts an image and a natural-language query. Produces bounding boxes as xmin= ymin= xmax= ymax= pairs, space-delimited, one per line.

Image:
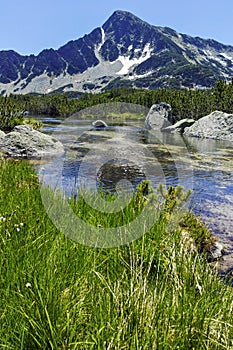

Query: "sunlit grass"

xmin=1 ymin=159 xmax=233 ymax=349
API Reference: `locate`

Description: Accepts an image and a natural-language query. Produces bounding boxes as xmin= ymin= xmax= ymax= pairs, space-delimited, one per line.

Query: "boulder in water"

xmin=184 ymin=111 xmax=233 ymax=141
xmin=0 ymin=125 xmax=64 ymax=159
xmin=162 ymin=118 xmax=195 ymax=133
xmin=92 ymin=120 xmax=108 ymax=128
xmin=145 ymin=103 xmax=175 ymax=130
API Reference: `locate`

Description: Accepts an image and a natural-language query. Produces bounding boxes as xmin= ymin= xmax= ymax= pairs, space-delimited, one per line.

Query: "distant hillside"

xmin=1 ymin=10 xmax=233 ymax=95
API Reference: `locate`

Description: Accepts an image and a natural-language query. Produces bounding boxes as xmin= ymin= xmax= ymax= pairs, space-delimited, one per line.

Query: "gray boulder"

xmin=184 ymin=111 xmax=233 ymax=141
xmin=0 ymin=125 xmax=64 ymax=159
xmin=145 ymin=103 xmax=175 ymax=130
xmin=162 ymin=118 xmax=195 ymax=133
xmin=92 ymin=120 xmax=108 ymax=128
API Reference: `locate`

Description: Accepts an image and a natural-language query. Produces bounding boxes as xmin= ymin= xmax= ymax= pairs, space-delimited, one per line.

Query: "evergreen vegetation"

xmin=0 ymin=96 xmax=25 ymax=130
xmin=1 ymin=79 xmax=233 ymax=129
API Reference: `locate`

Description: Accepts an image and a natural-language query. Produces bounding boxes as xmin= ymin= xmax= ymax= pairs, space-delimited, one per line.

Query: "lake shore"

xmin=1 ymin=159 xmax=233 ymax=348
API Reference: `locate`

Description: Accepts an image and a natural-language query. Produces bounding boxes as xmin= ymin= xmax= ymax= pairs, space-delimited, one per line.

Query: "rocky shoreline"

xmin=145 ymin=102 xmax=233 ymax=142
xmin=0 ymin=108 xmax=232 ymax=270
xmin=145 ymin=103 xmax=233 ymax=271
xmin=0 ymin=104 xmax=232 ymax=159
xmin=0 ymin=125 xmax=64 ymax=159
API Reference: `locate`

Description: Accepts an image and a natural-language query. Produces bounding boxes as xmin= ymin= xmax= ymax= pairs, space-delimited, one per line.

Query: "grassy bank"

xmin=1 ymin=159 xmax=233 ymax=349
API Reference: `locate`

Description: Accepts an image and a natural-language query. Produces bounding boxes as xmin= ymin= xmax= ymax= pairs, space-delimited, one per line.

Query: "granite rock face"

xmin=0 ymin=125 xmax=64 ymax=158
xmin=144 ymin=103 xmax=175 ymax=130
xmin=184 ymin=111 xmax=233 ymax=141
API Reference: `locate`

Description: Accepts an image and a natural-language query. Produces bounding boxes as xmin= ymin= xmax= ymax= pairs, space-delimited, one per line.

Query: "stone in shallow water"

xmin=0 ymin=125 xmax=64 ymax=159
xmin=162 ymin=118 xmax=195 ymax=133
xmin=144 ymin=102 xmax=175 ymax=130
xmin=92 ymin=120 xmax=108 ymax=128
xmin=184 ymin=111 xmax=233 ymax=141
xmin=97 ymin=160 xmax=146 ymax=192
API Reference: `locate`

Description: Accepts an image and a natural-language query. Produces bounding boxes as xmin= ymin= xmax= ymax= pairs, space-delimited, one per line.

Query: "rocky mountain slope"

xmin=1 ymin=10 xmax=233 ymax=95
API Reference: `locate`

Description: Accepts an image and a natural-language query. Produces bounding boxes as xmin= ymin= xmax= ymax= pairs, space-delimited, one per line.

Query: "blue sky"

xmin=1 ymin=0 xmax=233 ymax=55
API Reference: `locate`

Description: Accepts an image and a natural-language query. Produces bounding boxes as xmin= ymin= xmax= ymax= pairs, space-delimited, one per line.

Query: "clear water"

xmin=35 ymin=114 xmax=233 ymax=248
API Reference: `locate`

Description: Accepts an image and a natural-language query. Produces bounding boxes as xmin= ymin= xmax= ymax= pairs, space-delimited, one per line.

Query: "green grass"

xmin=1 ymin=159 xmax=233 ymax=349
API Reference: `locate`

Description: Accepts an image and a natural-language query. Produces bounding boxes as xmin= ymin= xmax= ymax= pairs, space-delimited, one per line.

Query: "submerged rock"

xmin=184 ymin=111 xmax=233 ymax=141
xmin=92 ymin=120 xmax=108 ymax=128
xmin=145 ymin=103 xmax=175 ymax=130
xmin=97 ymin=160 xmax=146 ymax=191
xmin=0 ymin=125 xmax=64 ymax=159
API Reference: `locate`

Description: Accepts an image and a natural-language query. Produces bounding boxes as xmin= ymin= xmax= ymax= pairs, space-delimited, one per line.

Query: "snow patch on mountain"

xmin=203 ymin=49 xmax=226 ymax=66
xmin=1 ymin=10 xmax=233 ymax=94
xmin=220 ymin=52 xmax=233 ymax=61
xmin=116 ymin=43 xmax=152 ymax=75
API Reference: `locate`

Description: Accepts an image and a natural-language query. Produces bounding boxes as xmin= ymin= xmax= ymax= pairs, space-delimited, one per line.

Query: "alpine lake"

xmin=32 ymin=113 xmax=233 ymax=270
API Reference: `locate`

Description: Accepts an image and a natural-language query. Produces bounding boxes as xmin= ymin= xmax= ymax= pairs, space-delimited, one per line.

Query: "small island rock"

xmin=92 ymin=120 xmax=108 ymax=128
xmin=145 ymin=103 xmax=175 ymax=130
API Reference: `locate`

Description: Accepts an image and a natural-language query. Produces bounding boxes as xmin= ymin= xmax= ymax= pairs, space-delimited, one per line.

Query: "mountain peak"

xmin=104 ymin=10 xmax=149 ymax=29
xmin=110 ymin=10 xmax=139 ymax=19
xmin=1 ymin=11 xmax=233 ymax=94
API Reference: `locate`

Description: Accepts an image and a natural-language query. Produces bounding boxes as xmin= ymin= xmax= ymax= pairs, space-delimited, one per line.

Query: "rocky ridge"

xmin=1 ymin=11 xmax=233 ymax=95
